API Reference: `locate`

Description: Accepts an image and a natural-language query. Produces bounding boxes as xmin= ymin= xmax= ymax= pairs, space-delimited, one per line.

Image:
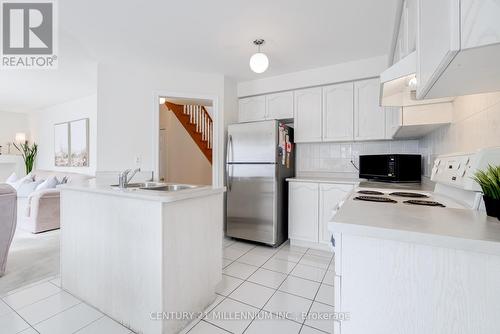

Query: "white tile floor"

xmin=183 ymin=239 xmax=335 ymax=334
xmin=0 ymin=239 xmax=334 ymax=334
xmin=0 ymin=276 xmax=132 ymax=334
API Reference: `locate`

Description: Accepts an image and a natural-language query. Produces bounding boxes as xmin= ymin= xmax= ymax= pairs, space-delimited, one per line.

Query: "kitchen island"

xmin=59 ymin=180 xmax=225 ymax=334
xmin=329 ymin=195 xmax=500 ymax=334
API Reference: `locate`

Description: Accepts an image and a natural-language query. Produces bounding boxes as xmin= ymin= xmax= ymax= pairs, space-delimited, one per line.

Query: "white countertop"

xmin=287 ymin=176 xmax=435 ymax=191
xmin=59 ymin=180 xmax=225 ymax=203
xmin=329 ymin=197 xmax=500 ymax=255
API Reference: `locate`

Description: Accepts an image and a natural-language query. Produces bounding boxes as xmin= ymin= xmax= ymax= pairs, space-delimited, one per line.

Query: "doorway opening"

xmin=157 ymin=96 xmax=214 ymax=186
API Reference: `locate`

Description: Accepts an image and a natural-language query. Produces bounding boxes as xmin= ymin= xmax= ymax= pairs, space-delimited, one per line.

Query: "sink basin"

xmin=111 ymin=182 xmax=197 ymax=191
xmin=140 ymin=184 xmax=197 ymax=191
xmin=110 ymin=183 xmax=144 ymax=188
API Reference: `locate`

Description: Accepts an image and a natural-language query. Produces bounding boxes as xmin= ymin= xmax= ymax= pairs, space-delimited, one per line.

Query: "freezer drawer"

xmin=227 ymin=120 xmax=277 ymax=163
xmin=226 ymin=164 xmax=277 ymax=244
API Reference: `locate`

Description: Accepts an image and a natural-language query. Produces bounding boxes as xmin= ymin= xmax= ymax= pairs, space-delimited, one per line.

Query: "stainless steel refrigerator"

xmin=226 ymin=120 xmax=295 ymax=247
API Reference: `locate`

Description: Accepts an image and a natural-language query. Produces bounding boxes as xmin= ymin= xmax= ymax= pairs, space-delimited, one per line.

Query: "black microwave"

xmin=359 ymin=154 xmax=422 ymax=182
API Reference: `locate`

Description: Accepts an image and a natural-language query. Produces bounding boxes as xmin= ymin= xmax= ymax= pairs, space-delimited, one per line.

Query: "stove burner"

xmin=354 ymin=196 xmax=397 ymax=203
xmin=389 ymin=192 xmax=429 ymax=198
xmin=403 ymin=200 xmax=445 ymax=207
xmin=357 ymin=190 xmax=384 ymax=195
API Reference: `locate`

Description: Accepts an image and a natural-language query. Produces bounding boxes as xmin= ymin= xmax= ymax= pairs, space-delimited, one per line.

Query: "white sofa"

xmin=17 ymin=170 xmax=93 ymax=233
xmin=0 ymin=184 xmax=17 ymax=276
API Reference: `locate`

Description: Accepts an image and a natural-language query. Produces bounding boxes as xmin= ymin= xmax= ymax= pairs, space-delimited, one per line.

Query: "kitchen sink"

xmin=140 ymin=184 xmax=196 ymax=191
xmin=111 ymin=182 xmax=197 ymax=191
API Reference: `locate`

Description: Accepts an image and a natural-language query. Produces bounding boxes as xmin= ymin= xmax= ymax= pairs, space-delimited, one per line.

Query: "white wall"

xmin=29 ymin=94 xmax=98 ymax=175
xmin=159 ymin=105 xmax=212 ymax=185
xmin=420 ymin=91 xmax=500 ymax=176
xmin=0 ymin=111 xmax=30 ymax=154
xmin=96 ymin=63 xmax=229 ymax=186
xmin=237 ymin=56 xmax=387 ymax=97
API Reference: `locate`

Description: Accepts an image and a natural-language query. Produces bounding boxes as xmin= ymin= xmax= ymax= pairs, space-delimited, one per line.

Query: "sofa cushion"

xmin=17 ymin=180 xmax=44 ymax=197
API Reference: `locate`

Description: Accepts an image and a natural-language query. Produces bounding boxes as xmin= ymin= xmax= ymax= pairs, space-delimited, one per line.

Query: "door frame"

xmin=152 ymin=91 xmax=221 ymax=187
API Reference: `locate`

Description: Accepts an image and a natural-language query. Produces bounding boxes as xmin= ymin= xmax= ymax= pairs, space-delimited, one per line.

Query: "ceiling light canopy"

xmin=249 ymin=39 xmax=269 ymax=74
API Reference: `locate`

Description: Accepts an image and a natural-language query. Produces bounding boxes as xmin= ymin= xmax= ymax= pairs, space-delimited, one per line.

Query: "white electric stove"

xmin=345 ymin=146 xmax=500 ymax=212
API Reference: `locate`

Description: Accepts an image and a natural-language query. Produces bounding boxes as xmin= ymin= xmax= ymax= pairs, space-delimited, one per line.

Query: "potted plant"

xmin=472 ymin=165 xmax=500 ymax=220
xmin=13 ymin=141 xmax=38 ymax=175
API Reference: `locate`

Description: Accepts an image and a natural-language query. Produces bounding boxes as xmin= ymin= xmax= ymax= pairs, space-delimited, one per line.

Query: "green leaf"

xmin=473 ymin=164 xmax=500 ymax=199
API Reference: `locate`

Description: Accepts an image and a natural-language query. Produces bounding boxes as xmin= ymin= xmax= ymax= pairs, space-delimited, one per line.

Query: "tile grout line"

xmin=187 ymin=240 xmax=261 ymax=333
xmin=191 ymin=239 xmax=334 ymax=334
xmin=1 ymin=275 xmax=59 ymax=299
xmin=240 ymin=243 xmax=312 ymax=333
xmin=299 ymin=252 xmax=335 ymax=334
xmin=206 ymin=239 xmax=290 ymax=332
xmin=70 ymin=314 xmax=107 ymax=334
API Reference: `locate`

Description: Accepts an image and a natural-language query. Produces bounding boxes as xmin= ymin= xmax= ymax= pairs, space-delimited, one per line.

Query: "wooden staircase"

xmin=164 ymin=101 xmax=213 ymax=164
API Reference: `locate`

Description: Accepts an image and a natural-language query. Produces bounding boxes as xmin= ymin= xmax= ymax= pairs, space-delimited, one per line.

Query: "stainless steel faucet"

xmin=118 ymin=168 xmax=141 ymax=188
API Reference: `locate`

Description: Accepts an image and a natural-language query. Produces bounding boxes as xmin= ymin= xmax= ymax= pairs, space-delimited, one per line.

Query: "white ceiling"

xmin=1 ymin=0 xmax=399 ymax=112
xmin=61 ymin=0 xmax=399 ymax=80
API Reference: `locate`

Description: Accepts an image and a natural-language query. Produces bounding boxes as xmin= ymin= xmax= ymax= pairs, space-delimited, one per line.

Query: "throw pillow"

xmin=36 ymin=176 xmax=59 ymax=191
xmin=5 ymin=172 xmax=17 ymax=183
xmin=17 ymin=179 xmax=44 ymax=197
xmin=8 ymin=173 xmax=34 ymax=190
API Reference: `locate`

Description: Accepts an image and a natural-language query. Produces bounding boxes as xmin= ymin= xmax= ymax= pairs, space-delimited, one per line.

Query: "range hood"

xmin=380 ymin=51 xmax=453 ymax=107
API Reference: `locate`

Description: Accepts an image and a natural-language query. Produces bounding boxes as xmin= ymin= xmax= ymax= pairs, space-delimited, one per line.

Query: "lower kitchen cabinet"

xmin=289 ymin=182 xmax=319 ymax=243
xmin=319 ymin=183 xmax=354 ymax=245
xmin=289 ymin=181 xmax=355 ymax=250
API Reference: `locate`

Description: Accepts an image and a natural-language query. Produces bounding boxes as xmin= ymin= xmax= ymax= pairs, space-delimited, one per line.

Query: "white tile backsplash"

xmin=296 ymin=140 xmax=420 ymax=177
xmin=297 ymin=91 xmax=500 ymax=178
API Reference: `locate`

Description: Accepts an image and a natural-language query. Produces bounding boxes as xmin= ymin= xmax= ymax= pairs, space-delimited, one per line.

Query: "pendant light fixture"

xmin=249 ymin=39 xmax=269 ymax=74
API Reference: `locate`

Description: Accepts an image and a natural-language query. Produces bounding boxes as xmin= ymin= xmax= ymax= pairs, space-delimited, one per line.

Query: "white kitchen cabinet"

xmin=289 ymin=182 xmax=319 ymax=243
xmin=266 ymin=91 xmax=294 ymax=120
xmin=319 ymin=183 xmax=353 ymax=245
xmin=393 ymin=0 xmax=417 ymax=64
xmin=417 ymin=0 xmax=500 ymax=99
xmin=322 ymin=82 xmax=354 ymax=142
xmin=238 ymin=96 xmax=266 ymax=122
xmin=354 ymin=79 xmax=386 ymax=141
xmin=294 ymin=87 xmax=322 ymax=143
xmin=461 ymin=0 xmax=500 ymax=49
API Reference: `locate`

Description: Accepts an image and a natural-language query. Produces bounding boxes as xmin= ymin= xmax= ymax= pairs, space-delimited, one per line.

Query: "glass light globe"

xmin=249 ymin=52 xmax=269 ymax=73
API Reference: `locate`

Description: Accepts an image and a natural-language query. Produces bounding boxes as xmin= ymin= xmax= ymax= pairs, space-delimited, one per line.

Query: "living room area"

xmin=0 ymin=40 xmax=97 ymax=294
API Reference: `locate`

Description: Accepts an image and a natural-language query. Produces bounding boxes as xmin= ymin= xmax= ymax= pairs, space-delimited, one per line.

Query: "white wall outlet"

xmin=134 ymin=156 xmax=141 ymax=165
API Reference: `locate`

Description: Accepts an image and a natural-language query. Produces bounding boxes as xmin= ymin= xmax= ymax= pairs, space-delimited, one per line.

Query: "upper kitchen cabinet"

xmin=238 ymin=96 xmax=266 ymax=122
xmin=294 ymin=87 xmax=323 ymax=143
xmin=461 ymin=0 xmax=500 ymax=49
xmin=322 ymin=82 xmax=354 ymax=142
xmin=266 ymin=91 xmax=294 ymax=120
xmin=392 ymin=0 xmax=418 ymax=63
xmin=417 ymin=0 xmax=500 ymax=99
xmin=354 ymin=78 xmax=386 ymax=141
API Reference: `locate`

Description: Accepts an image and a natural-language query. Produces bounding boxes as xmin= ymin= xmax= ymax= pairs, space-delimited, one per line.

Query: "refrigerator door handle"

xmin=226 ymin=135 xmax=233 ymax=191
